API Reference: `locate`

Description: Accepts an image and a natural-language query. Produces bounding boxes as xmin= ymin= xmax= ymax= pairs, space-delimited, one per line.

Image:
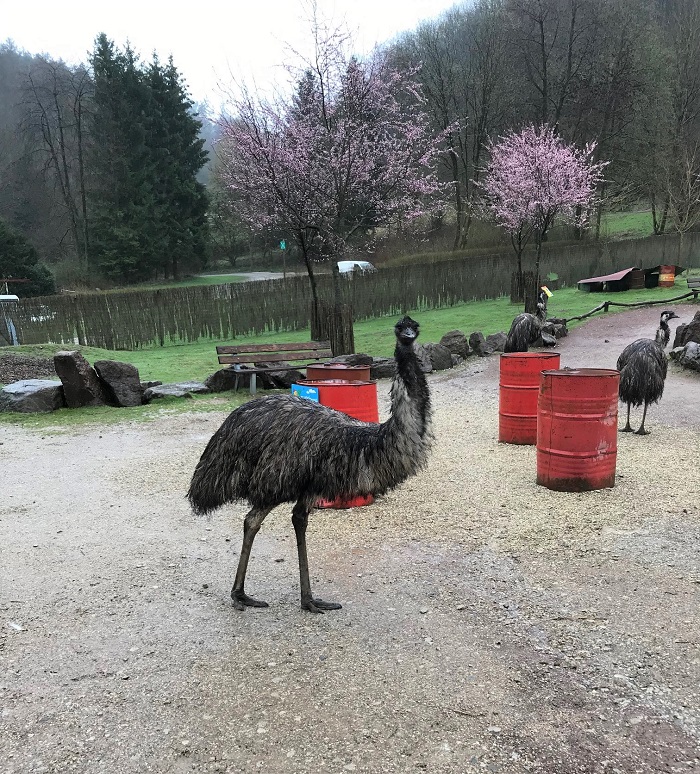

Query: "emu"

xmin=617 ymin=310 xmax=679 ymax=435
xmin=187 ymin=316 xmax=432 ymax=613
xmin=504 ymin=287 xmax=550 ymax=353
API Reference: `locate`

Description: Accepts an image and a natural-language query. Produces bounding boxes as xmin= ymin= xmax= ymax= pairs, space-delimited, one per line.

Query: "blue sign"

xmin=291 ymin=384 xmax=319 ymax=402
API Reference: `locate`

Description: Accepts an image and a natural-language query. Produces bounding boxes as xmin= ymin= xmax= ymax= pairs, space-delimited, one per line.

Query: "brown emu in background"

xmin=188 ymin=316 xmax=432 ymax=613
xmin=617 ymin=310 xmax=679 ymax=435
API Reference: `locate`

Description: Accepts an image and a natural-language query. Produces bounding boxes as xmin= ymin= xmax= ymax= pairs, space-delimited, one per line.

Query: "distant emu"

xmin=504 ymin=287 xmax=550 ymax=353
xmin=188 ymin=316 xmax=432 ymax=613
xmin=617 ymin=310 xmax=679 ymax=435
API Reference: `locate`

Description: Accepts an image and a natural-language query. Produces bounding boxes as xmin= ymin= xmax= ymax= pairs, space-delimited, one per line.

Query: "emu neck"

xmin=384 ymin=342 xmax=431 ymax=439
xmin=655 ymin=322 xmax=670 ymax=348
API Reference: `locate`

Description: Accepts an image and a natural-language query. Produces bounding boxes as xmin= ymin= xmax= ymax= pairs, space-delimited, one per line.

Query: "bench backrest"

xmin=687 ymin=277 xmax=700 ymax=289
xmin=216 ymin=341 xmax=332 ymax=366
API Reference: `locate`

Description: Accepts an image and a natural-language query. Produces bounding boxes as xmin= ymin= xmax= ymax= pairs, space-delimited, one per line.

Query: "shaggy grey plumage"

xmin=504 ymin=288 xmax=549 ymax=353
xmin=188 ymin=316 xmax=432 ymax=613
xmin=616 ymin=310 xmax=679 ymax=435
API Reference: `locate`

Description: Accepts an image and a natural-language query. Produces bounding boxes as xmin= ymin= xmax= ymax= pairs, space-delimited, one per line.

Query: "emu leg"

xmin=621 ymin=403 xmax=634 ymax=432
xmin=292 ymin=499 xmax=342 ymax=614
xmin=636 ymin=403 xmax=651 ymax=435
xmin=231 ymin=506 xmax=272 ymax=610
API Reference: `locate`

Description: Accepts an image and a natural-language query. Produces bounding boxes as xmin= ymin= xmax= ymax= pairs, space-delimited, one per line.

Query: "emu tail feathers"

xmin=188 ymin=436 xmax=237 ymax=515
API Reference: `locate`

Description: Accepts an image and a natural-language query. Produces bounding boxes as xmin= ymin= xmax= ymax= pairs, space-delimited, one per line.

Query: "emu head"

xmin=395 ymin=316 xmax=420 ymax=346
xmin=660 ymin=310 xmax=679 ymax=325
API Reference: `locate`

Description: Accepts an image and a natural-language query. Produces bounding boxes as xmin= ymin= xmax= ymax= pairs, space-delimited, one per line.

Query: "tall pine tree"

xmin=89 ymin=35 xmax=208 ymax=283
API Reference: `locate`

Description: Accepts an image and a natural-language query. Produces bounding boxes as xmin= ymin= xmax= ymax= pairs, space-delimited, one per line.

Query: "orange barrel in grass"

xmin=499 ymin=352 xmax=561 ymax=445
xmin=658 ymin=264 xmax=676 ymax=288
xmin=297 ymin=379 xmax=379 ymax=508
xmin=536 ymin=368 xmax=620 ymax=492
xmin=305 ymin=363 xmax=371 ymax=382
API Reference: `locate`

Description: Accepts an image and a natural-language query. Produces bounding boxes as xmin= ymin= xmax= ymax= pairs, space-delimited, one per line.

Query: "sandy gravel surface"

xmin=1 ymin=305 xmax=699 ymax=774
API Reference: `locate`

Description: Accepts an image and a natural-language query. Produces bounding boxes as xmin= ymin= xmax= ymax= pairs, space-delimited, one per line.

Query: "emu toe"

xmin=302 ymin=597 xmax=342 ymax=614
xmin=635 ymin=428 xmax=651 ymax=436
xmin=621 ymin=426 xmax=634 ymax=432
xmin=231 ymin=589 xmax=269 ymax=610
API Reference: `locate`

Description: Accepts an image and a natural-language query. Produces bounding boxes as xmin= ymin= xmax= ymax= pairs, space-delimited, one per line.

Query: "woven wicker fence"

xmin=7 ymin=232 xmax=698 ymax=350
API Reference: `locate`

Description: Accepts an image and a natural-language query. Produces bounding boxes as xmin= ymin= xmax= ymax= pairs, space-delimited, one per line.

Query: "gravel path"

xmin=1 ymin=306 xmax=699 ymax=774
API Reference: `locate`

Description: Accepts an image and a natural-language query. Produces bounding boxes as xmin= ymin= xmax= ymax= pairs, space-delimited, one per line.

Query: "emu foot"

xmin=231 ymin=589 xmax=269 ymax=610
xmin=621 ymin=425 xmax=634 ymax=433
xmin=301 ymin=597 xmax=342 ymax=614
xmin=635 ymin=428 xmax=651 ymax=436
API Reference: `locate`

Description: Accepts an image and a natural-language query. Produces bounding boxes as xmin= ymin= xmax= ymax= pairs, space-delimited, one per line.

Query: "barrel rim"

xmin=298 ymin=378 xmax=377 ymax=386
xmin=540 ymin=368 xmax=620 ymax=378
xmin=500 ymin=352 xmax=561 ymax=360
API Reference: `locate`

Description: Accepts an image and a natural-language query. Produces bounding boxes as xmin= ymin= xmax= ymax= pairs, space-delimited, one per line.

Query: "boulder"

xmin=470 ymin=331 xmax=507 ymax=356
xmin=673 ymin=310 xmax=700 ymax=348
xmin=678 ymin=341 xmax=700 ymax=372
xmin=370 ymin=357 xmax=396 ymax=380
xmin=484 ymin=332 xmax=507 ymax=354
xmin=143 ymin=382 xmax=211 ymax=401
xmin=439 ymin=330 xmax=470 ymax=359
xmin=141 ymin=380 xmax=162 ymax=390
xmin=53 ymin=350 xmax=108 ymax=408
xmin=94 ymin=360 xmax=143 ymax=407
xmin=328 ymin=353 xmax=374 ymax=366
xmin=469 ymin=331 xmax=488 ymax=357
xmin=205 ymin=368 xmax=248 ymax=392
xmin=413 ymin=344 xmax=434 ymax=373
xmin=0 ymin=379 xmax=65 ymax=413
xmin=542 ymin=320 xmax=568 ymax=339
xmin=265 ymin=366 xmax=306 ymax=390
xmin=421 ymin=342 xmax=453 ymax=371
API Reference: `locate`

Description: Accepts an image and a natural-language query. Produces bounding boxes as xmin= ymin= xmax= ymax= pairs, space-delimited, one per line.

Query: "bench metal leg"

xmin=250 ymin=372 xmax=257 ymax=395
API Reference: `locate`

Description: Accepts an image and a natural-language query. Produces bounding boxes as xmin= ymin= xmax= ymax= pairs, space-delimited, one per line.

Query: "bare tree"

xmin=22 ymin=57 xmax=92 ymax=267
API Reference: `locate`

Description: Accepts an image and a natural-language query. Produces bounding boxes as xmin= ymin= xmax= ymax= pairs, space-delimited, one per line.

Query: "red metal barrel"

xmin=499 ymin=352 xmax=561 ymax=445
xmin=298 ymin=379 xmax=379 ymax=423
xmin=536 ymin=368 xmax=619 ymax=492
xmin=658 ymin=265 xmax=676 ymax=288
xmin=306 ymin=363 xmax=371 ymax=382
xmin=298 ymin=379 xmax=379 ymax=508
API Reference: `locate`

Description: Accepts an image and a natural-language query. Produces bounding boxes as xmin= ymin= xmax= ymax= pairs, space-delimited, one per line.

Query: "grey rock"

xmin=413 ymin=344 xmax=433 ymax=373
xmin=439 ymin=330 xmax=470 ymax=359
xmin=53 ymin=350 xmax=108 ymax=408
xmin=253 ymin=362 xmax=305 ymax=390
xmin=469 ymin=331 xmax=488 ymax=357
xmin=141 ymin=380 xmax=162 ymax=389
xmin=143 ymin=382 xmax=211 ymax=401
xmin=94 ymin=360 xmax=143 ymax=407
xmin=0 ymin=379 xmax=65 ymax=413
xmin=329 ymin=353 xmax=373 ymax=366
xmin=673 ymin=310 xmax=700 ymax=348
xmin=451 ymin=354 xmax=463 ymax=367
xmin=678 ymin=341 xmax=700 ymax=372
xmin=543 ymin=321 xmax=568 ymax=339
xmin=370 ymin=357 xmax=396 ymax=379
xmin=422 ymin=342 xmax=453 ymax=371
xmin=205 ymin=368 xmax=248 ymax=392
xmin=484 ymin=332 xmax=507 ymax=354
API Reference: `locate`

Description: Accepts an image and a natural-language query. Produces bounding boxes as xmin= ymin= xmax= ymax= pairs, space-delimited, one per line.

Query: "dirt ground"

xmin=1 ymin=305 xmax=699 ymax=774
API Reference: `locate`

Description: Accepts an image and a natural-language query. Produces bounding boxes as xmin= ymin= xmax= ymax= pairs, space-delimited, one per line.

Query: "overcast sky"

xmin=4 ymin=0 xmax=458 ymax=110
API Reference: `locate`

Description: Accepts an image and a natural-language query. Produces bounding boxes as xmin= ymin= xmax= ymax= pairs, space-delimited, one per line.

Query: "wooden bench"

xmin=216 ymin=341 xmax=332 ymax=395
xmin=687 ymin=277 xmax=700 ymax=297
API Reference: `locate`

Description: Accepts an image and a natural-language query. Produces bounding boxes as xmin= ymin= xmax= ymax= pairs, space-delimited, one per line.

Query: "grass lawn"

xmin=126 ymin=273 xmax=250 ymax=291
xmin=599 ymin=211 xmax=655 ymax=238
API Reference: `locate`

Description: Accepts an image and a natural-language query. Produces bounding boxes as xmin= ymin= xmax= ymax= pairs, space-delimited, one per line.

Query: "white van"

xmin=337 ymin=260 xmax=377 ymax=274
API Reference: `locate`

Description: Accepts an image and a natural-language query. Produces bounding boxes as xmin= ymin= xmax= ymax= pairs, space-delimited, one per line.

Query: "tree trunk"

xmin=523 ymin=271 xmax=538 ymax=314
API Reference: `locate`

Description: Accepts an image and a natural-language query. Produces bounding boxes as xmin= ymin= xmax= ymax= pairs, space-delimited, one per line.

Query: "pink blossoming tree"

xmin=217 ymin=24 xmax=443 ymax=330
xmin=478 ymin=124 xmax=607 ymax=310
